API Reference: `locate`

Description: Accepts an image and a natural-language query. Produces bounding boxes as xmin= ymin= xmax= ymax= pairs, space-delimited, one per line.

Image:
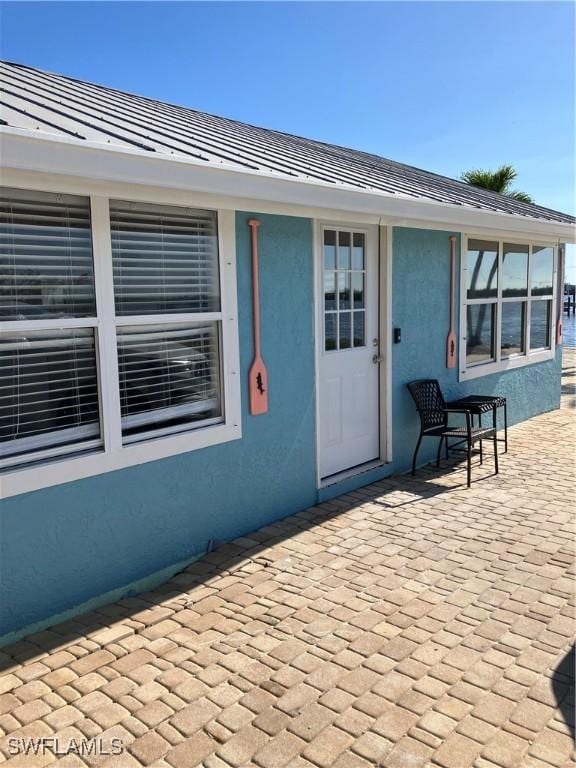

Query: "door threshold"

xmin=320 ymin=459 xmax=386 ymax=489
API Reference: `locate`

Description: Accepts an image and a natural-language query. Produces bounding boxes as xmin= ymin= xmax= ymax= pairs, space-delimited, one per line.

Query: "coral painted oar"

xmin=248 ymin=219 xmax=268 ymax=415
xmin=446 ymin=235 xmax=457 ymax=368
xmin=556 ymin=245 xmax=564 ymax=345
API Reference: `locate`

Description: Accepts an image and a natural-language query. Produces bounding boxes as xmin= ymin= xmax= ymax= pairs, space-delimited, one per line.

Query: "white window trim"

xmin=0 ymin=194 xmax=241 ymax=499
xmin=459 ymin=235 xmax=557 ymax=382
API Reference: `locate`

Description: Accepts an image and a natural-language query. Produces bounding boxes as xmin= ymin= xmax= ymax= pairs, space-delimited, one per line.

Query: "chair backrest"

xmin=407 ymin=379 xmax=446 ymax=431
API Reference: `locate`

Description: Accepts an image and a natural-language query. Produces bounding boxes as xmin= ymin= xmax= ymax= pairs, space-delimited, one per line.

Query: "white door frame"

xmin=313 ymin=220 xmax=393 ymax=486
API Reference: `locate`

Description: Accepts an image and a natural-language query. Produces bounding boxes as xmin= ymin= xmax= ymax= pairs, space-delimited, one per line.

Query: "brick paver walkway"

xmin=1 ymin=354 xmax=574 ymax=768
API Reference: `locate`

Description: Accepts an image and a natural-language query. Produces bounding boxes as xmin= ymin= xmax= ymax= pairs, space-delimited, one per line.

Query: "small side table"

xmin=446 ymin=395 xmax=508 ymax=453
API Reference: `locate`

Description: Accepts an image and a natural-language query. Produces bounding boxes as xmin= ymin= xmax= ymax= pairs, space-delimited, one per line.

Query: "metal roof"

xmin=1 ymin=60 xmax=574 ymax=226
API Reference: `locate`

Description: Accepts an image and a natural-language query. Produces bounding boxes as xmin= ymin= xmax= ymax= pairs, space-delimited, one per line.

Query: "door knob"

xmin=372 ymin=354 xmax=383 ymax=364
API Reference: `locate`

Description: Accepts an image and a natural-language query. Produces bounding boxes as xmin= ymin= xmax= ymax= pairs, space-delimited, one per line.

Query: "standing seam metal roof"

xmin=0 ymin=60 xmax=574 ymax=226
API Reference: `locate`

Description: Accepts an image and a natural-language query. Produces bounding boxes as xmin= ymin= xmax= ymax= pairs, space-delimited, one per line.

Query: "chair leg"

xmin=445 ymin=437 xmax=449 ymax=460
xmin=412 ymin=433 xmax=423 ymax=476
xmin=478 ymin=413 xmax=483 ymax=464
xmin=436 ymin=436 xmax=444 ymax=467
xmin=503 ymin=401 xmax=508 ymax=453
xmin=467 ymin=438 xmax=472 ymax=487
xmin=493 ymin=407 xmax=499 ymax=475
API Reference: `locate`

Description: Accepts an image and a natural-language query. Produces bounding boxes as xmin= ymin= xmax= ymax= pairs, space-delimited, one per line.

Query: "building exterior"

xmin=0 ymin=61 xmax=574 ymax=643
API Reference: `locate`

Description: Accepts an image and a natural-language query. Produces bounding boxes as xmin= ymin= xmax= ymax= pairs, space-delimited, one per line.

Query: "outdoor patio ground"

xmin=0 ymin=352 xmax=574 ymax=768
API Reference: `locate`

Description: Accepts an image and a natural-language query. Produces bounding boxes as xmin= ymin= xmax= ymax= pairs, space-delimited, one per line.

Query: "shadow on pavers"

xmin=552 ymin=644 xmax=575 ymax=740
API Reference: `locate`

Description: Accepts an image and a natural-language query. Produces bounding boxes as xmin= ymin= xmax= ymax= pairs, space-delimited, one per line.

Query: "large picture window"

xmin=461 ymin=238 xmax=556 ymax=380
xmin=1 ymin=187 xmax=240 ymax=492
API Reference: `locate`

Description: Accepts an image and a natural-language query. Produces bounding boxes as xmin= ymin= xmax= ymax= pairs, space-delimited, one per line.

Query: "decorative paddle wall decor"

xmin=247 ymin=219 xmax=268 ymax=415
xmin=556 ymin=245 xmax=564 ymax=345
xmin=446 ymin=235 xmax=457 ymax=368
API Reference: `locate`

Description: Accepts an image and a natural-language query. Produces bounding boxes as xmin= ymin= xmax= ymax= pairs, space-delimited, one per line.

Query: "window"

xmin=461 ymin=237 xmax=556 ymax=379
xmin=1 ymin=187 xmax=240 ymax=494
xmin=323 ymin=229 xmax=366 ymax=351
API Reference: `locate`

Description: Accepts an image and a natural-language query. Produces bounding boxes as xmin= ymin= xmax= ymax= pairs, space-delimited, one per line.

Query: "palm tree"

xmin=461 ymin=164 xmax=533 ymax=203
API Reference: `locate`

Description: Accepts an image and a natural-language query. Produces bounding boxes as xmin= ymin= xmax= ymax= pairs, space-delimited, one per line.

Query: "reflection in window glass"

xmin=338 ymin=231 xmax=351 ymax=269
xmin=467 ymin=240 xmax=498 ymax=299
xmin=531 ymin=246 xmax=554 ymax=296
xmin=501 ymin=302 xmax=526 ymax=357
xmin=325 ymin=313 xmax=337 ymax=351
xmin=466 ymin=303 xmax=495 ymax=365
xmin=324 ymin=272 xmax=336 ymax=311
xmin=324 ymin=230 xmax=336 ymax=269
xmin=502 ymin=243 xmax=528 ymax=297
xmin=339 ymin=312 xmax=351 ymax=349
xmin=530 ymin=300 xmax=551 ymax=349
xmin=338 ymin=272 xmax=351 ymax=310
xmin=352 ymin=233 xmax=365 ymax=270
xmin=352 ymin=273 xmax=364 ymax=308
xmin=353 ymin=312 xmax=365 ymax=347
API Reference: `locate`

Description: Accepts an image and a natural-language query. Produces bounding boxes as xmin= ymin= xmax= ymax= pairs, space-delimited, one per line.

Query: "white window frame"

xmin=459 ymin=235 xmax=557 ymax=382
xmin=1 ymin=190 xmax=241 ymax=498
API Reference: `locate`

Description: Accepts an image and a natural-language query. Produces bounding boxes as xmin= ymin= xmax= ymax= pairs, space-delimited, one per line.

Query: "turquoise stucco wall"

xmin=0 ymin=220 xmax=562 ymax=642
xmin=391 ymin=227 xmax=562 ymax=470
xmin=0 ymin=212 xmax=317 ymax=639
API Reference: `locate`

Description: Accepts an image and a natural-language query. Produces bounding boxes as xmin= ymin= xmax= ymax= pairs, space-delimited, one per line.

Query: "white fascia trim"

xmin=2 ymin=128 xmax=574 ymax=242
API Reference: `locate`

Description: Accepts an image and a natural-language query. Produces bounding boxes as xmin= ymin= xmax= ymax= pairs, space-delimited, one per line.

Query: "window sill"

xmin=459 ymin=348 xmax=555 ymax=382
xmin=1 ymin=421 xmax=242 ymax=498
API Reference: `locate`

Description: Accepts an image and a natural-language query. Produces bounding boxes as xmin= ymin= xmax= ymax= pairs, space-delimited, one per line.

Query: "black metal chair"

xmin=407 ymin=379 xmax=498 ymax=487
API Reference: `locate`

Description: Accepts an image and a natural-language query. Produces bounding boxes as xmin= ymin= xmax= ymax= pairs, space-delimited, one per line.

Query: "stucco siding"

xmin=391 ymin=227 xmax=562 ymax=471
xmin=0 ymin=212 xmax=317 ymax=639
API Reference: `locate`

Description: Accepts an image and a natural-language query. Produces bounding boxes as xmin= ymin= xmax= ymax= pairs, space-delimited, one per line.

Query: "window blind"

xmin=110 ymin=200 xmax=220 ymax=316
xmin=0 ymin=188 xmax=96 ymax=320
xmin=117 ymin=322 xmax=222 ymax=441
xmin=0 ymin=328 xmax=101 ymax=461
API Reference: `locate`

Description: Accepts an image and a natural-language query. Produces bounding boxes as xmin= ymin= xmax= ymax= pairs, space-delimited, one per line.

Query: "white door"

xmin=318 ymin=225 xmax=380 ymax=479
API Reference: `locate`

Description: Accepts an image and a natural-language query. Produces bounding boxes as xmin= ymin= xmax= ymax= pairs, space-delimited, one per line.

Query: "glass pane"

xmin=466 ymin=303 xmax=495 ymax=365
xmin=117 ymin=322 xmax=222 ymax=441
xmin=531 ymin=246 xmax=554 ymax=296
xmin=0 ymin=188 xmax=96 ymax=320
xmin=338 ymin=272 xmax=351 ymax=310
xmin=0 ymin=328 xmax=100 ymax=460
xmin=502 ymin=243 xmax=528 ymax=298
xmin=352 ymin=272 xmax=364 ymax=308
xmin=324 ymin=230 xmax=336 ymax=270
xmin=110 ymin=200 xmax=220 ymax=316
xmin=352 ymin=233 xmax=365 ymax=270
xmin=338 ymin=231 xmax=351 ymax=269
xmin=325 ymin=313 xmax=337 ymax=351
xmin=501 ymin=301 xmax=526 ymax=357
xmin=339 ymin=312 xmax=351 ymax=349
xmin=530 ymin=300 xmax=551 ymax=350
xmin=467 ymin=240 xmax=498 ymax=299
xmin=324 ymin=271 xmax=336 ymax=311
xmin=353 ymin=311 xmax=365 ymax=347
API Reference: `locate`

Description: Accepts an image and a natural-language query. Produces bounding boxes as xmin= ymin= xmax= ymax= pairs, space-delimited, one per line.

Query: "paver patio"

xmin=1 ymin=352 xmax=574 ymax=768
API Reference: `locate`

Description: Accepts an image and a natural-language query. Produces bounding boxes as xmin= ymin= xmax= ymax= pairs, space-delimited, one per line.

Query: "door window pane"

xmin=352 ymin=273 xmax=364 ymax=308
xmin=466 ymin=303 xmax=495 ymax=365
xmin=531 ymin=246 xmax=554 ymax=296
xmin=338 ymin=272 xmax=351 ymax=310
xmin=352 ymin=233 xmax=365 ymax=270
xmin=467 ymin=240 xmax=498 ymax=299
xmin=325 ymin=313 xmax=337 ymax=351
xmin=502 ymin=243 xmax=528 ymax=298
xmin=324 ymin=272 xmax=336 ymax=311
xmin=0 ymin=188 xmax=96 ymax=320
xmin=501 ymin=301 xmax=526 ymax=357
xmin=353 ymin=312 xmax=365 ymax=347
xmin=339 ymin=312 xmax=351 ymax=349
xmin=530 ymin=300 xmax=551 ymax=350
xmin=324 ymin=230 xmax=336 ymax=269
xmin=0 ymin=328 xmax=100 ymax=459
xmin=117 ymin=322 xmax=221 ymax=442
xmin=338 ymin=231 xmax=351 ymax=269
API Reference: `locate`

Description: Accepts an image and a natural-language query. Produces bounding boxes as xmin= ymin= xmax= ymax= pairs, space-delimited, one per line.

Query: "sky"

xmin=1 ymin=1 xmax=574 ymax=277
